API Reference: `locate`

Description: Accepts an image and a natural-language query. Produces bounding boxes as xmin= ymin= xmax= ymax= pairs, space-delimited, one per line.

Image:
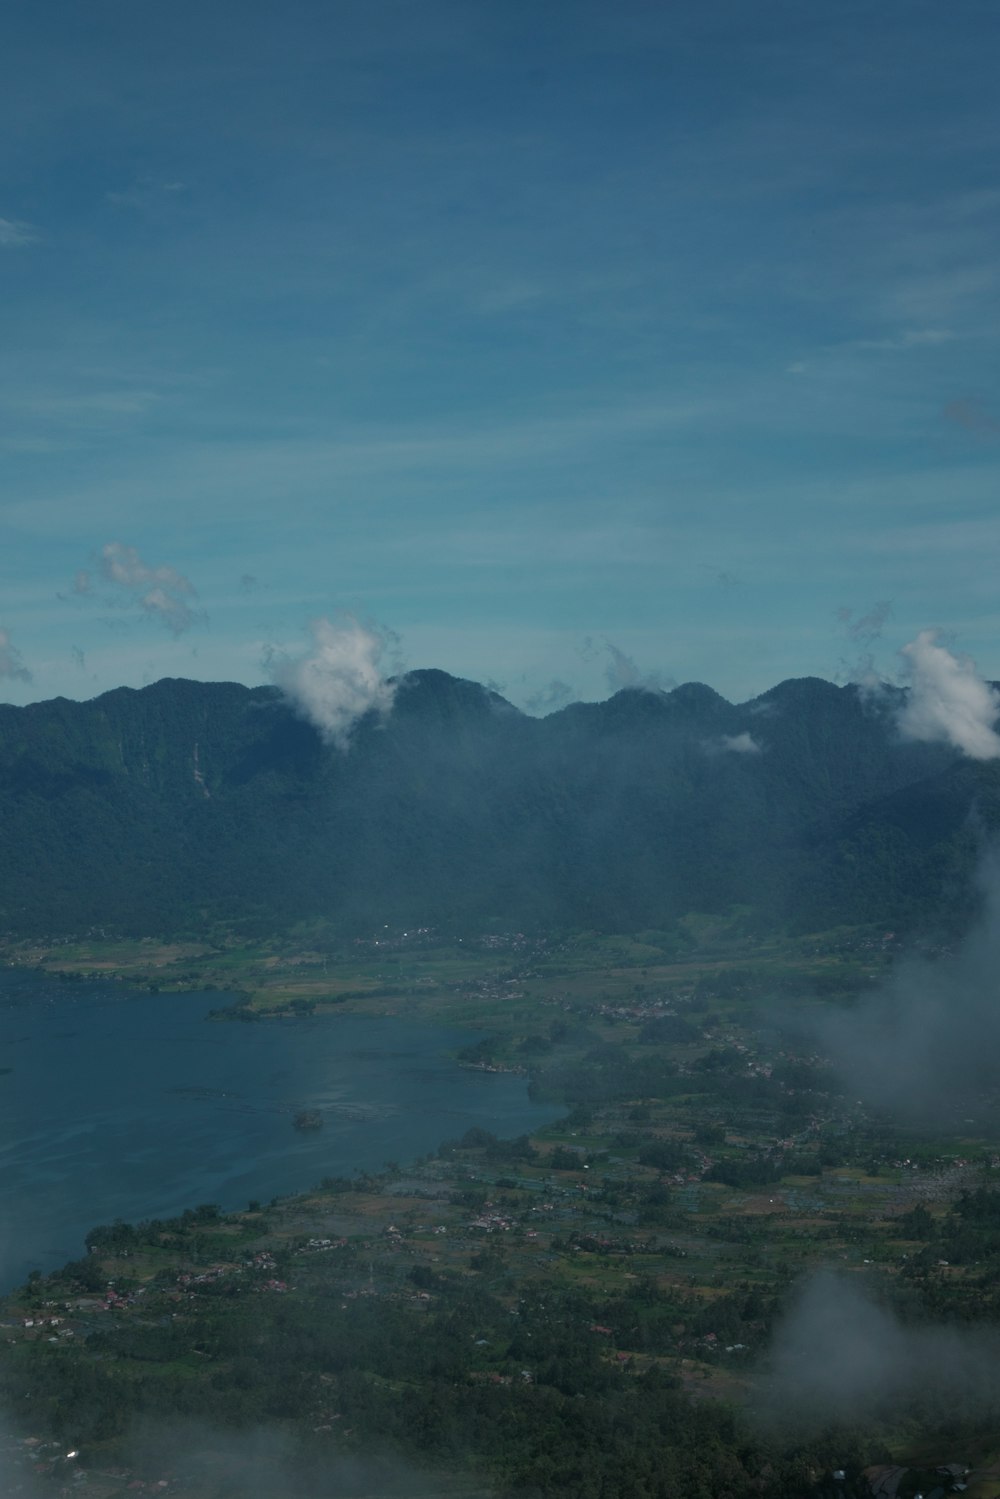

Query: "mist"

xmin=811 ymin=855 xmax=1000 ymax=1122
xmin=0 ymin=1415 xmax=44 ymax=1497
xmin=0 ymin=1412 xmax=487 ymax=1498
xmin=758 ymin=1270 xmax=1000 ymax=1431
xmin=115 ymin=1417 xmax=484 ymax=1498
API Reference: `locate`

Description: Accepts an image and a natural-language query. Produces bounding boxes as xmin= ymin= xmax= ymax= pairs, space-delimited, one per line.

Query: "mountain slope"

xmin=0 ymin=670 xmax=993 ymax=937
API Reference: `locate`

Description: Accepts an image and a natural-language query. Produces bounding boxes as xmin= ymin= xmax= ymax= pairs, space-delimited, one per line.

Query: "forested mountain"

xmin=0 ymin=669 xmax=996 ymax=937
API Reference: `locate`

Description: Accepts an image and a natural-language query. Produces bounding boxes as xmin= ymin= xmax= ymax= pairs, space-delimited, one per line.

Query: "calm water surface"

xmin=0 ymin=969 xmax=559 ymax=1289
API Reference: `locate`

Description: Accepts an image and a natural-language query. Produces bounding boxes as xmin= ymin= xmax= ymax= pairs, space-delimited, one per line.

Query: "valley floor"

xmin=3 ymin=921 xmax=1000 ymax=1498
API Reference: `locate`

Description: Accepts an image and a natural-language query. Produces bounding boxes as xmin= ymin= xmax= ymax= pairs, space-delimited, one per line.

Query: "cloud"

xmin=834 ymin=601 xmax=894 ymax=691
xmin=596 ymin=640 xmax=675 ymax=695
xmin=838 ymin=600 xmax=892 ymax=647
xmin=0 ymin=216 xmax=37 ymax=247
xmin=92 ymin=541 xmax=199 ymax=635
xmin=271 ymin=614 xmax=397 ymax=750
xmin=897 ymin=628 xmax=1000 ymax=760
xmin=759 ymin=1269 xmax=1000 ymax=1432
xmin=698 ymin=563 xmax=741 ymax=588
xmin=714 ymin=732 xmax=762 ymax=755
xmin=944 ymin=397 xmax=1000 ymax=438
xmin=0 ymin=628 xmax=31 ymax=683
xmin=702 ymin=730 xmax=763 ymax=755
xmin=100 ymin=541 xmax=191 ymax=595
xmin=811 ymin=853 xmax=1000 ymax=1124
xmin=853 ymin=327 xmax=956 ymax=352
xmin=106 ymin=179 xmax=187 ymax=211
xmin=525 ymin=678 xmax=574 ymax=714
xmin=108 ymin=1413 xmax=479 ymax=1499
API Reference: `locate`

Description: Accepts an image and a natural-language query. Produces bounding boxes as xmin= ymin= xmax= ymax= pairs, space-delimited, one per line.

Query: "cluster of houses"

xmin=863 ymin=1463 xmax=971 ymax=1498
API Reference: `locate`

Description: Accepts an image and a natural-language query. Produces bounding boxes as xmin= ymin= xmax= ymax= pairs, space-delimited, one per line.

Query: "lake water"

xmin=0 ymin=968 xmax=559 ymax=1290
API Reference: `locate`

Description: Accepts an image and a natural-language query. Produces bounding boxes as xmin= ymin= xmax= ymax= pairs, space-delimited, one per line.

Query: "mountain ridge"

xmin=0 ymin=668 xmax=994 ymax=939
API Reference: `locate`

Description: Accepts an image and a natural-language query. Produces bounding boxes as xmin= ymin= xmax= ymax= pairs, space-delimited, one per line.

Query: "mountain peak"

xmin=392 ymin=669 xmax=521 ymax=720
xmin=665 ymin=682 xmax=730 ymax=711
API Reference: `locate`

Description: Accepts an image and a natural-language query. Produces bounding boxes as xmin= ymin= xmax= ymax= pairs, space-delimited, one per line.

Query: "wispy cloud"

xmin=835 ymin=600 xmax=893 ymax=688
xmin=850 ymin=326 xmax=956 ymax=352
xmin=585 ymin=638 xmax=675 ymax=695
xmin=837 ymin=599 xmax=893 ymax=646
xmin=269 ymin=614 xmax=398 ymax=750
xmin=13 ymin=390 xmax=160 ymax=424
xmin=897 ymin=628 xmax=1000 ymax=759
xmin=943 ymin=397 xmax=1000 ymax=438
xmin=0 ymin=628 xmax=31 ymax=683
xmin=525 ymin=677 xmax=573 ymax=714
xmin=791 ymin=328 xmax=957 ymax=375
xmin=100 ymin=541 xmax=198 ymax=635
xmin=0 ymin=216 xmax=38 ymax=248
xmin=106 ymin=179 xmax=186 ymax=210
xmin=72 ymin=542 xmax=200 ymax=635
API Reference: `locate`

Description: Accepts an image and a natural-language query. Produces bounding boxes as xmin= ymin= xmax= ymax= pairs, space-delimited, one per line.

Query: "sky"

xmin=2 ymin=0 xmax=1000 ymax=713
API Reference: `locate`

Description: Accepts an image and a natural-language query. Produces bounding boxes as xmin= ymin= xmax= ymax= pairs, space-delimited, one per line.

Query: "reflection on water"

xmin=0 ymin=969 xmax=558 ymax=1289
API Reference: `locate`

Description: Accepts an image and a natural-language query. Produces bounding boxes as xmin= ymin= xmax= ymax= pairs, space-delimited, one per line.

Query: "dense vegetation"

xmin=1 ymin=669 xmax=996 ymax=938
xmin=0 ymin=1254 xmax=884 ymax=1499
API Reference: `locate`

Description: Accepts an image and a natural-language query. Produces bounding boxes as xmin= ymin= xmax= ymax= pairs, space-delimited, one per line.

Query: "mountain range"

xmin=0 ymin=669 xmax=997 ymax=939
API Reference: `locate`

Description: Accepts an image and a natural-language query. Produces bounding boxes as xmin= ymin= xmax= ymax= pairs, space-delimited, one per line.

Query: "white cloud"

xmin=96 ymin=541 xmax=198 ymax=635
xmin=717 ymin=732 xmax=761 ymax=754
xmin=897 ymin=628 xmax=1000 ymax=759
xmin=0 ymin=628 xmax=31 ymax=682
xmin=271 ymin=615 xmax=397 ymax=750
xmin=703 ymin=731 xmax=762 ymax=756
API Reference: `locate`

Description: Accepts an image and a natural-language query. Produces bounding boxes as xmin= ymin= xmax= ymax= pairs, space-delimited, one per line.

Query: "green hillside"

xmin=0 ymin=670 xmax=994 ymax=938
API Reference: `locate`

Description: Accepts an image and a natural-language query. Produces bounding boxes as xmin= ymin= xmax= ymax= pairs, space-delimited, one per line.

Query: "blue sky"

xmin=2 ymin=0 xmax=1000 ymax=711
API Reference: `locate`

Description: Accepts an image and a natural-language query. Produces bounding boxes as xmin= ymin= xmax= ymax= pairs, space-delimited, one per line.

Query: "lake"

xmin=0 ymin=968 xmax=560 ymax=1290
